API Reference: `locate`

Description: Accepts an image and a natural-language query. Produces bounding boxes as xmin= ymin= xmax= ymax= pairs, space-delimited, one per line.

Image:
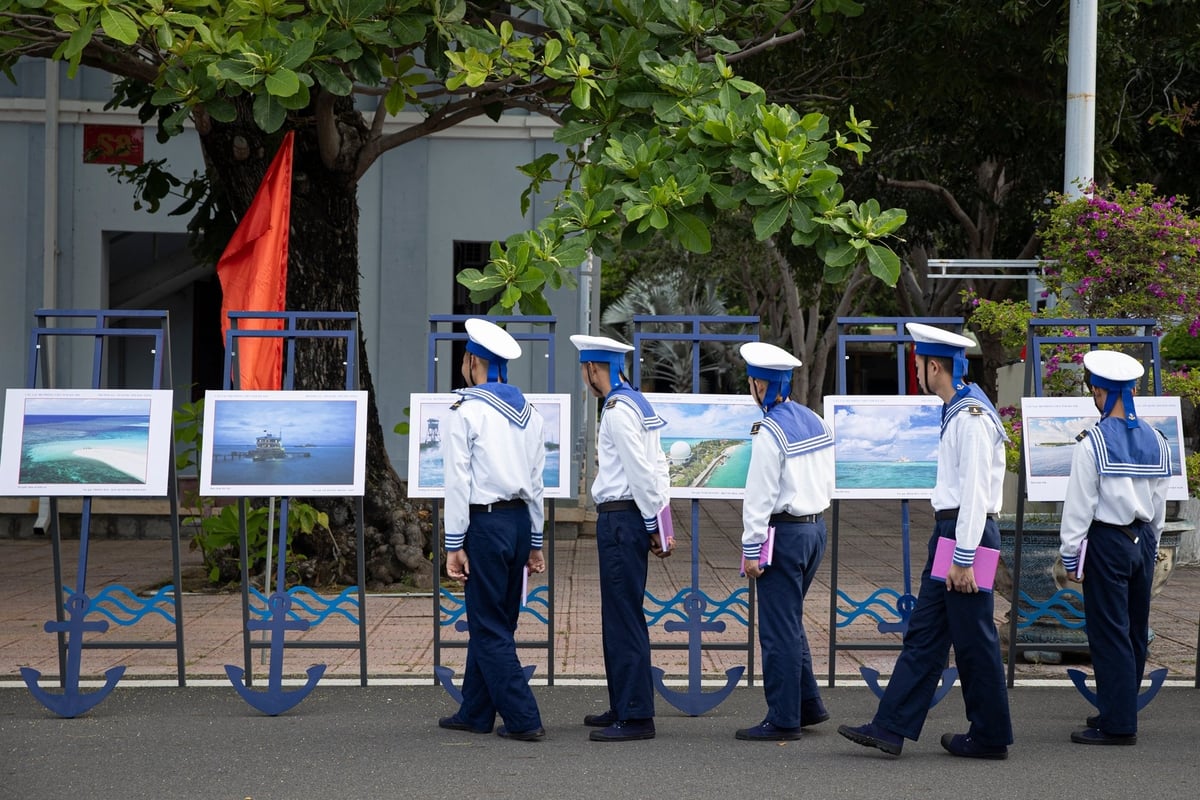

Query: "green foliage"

xmin=0 ymin=0 xmax=906 ymax=317
xmin=173 ymin=397 xmax=330 ymax=586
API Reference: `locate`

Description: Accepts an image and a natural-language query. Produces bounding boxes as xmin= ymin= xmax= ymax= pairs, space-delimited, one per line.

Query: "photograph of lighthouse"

xmin=0 ymin=388 xmax=174 ymax=496
xmin=405 ymin=393 xmax=572 ymax=498
xmin=199 ymin=390 xmax=368 ymax=496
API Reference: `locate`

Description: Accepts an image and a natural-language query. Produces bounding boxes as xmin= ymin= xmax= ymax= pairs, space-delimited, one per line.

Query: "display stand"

xmin=426 ymin=315 xmax=559 ymax=699
xmin=1005 ymin=318 xmax=1170 ymax=706
xmin=826 ymin=316 xmax=961 ymax=706
xmin=222 ymin=311 xmax=367 ymax=715
xmin=18 ymin=309 xmax=185 ymax=717
xmin=632 ymin=314 xmax=759 ymax=715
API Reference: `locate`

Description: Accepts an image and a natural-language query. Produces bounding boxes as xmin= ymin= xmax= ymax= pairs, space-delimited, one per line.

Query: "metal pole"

xmin=1064 ymin=0 xmax=1098 ymax=198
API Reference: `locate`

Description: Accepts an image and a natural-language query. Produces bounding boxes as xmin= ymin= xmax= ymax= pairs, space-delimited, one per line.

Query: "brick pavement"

xmin=1 ymin=499 xmax=1197 ymax=685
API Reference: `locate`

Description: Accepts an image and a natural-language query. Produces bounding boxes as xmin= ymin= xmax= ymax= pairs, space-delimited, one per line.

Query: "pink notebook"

xmin=740 ymin=525 xmax=775 ymax=576
xmin=657 ymin=505 xmax=675 ymax=553
xmin=931 ymin=537 xmax=1000 ymax=592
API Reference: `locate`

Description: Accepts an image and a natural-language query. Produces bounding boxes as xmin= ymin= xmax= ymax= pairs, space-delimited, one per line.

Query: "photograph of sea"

xmin=1022 ymin=395 xmax=1189 ymax=502
xmin=405 ymin=393 xmax=571 ymax=498
xmin=200 ymin=391 xmax=368 ymax=496
xmin=0 ymin=389 xmax=174 ymax=496
xmin=823 ymin=395 xmax=941 ymax=499
xmin=644 ymin=394 xmax=762 ymax=499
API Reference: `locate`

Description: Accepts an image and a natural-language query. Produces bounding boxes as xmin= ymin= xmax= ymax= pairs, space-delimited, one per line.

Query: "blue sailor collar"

xmin=604 ymin=386 xmax=666 ymax=430
xmin=455 ymin=383 xmax=531 ymax=428
xmin=1086 ymin=415 xmax=1171 ymax=478
xmin=754 ymin=402 xmax=833 ymax=458
xmin=940 ymin=383 xmax=1007 ymax=441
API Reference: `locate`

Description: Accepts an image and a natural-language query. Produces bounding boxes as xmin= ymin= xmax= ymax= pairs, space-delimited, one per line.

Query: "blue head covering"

xmin=464 ymin=318 xmax=521 ymax=383
xmin=1084 ymin=349 xmax=1143 ymax=429
xmin=906 ymin=322 xmax=972 ymax=393
xmin=570 ymin=334 xmax=633 ymax=389
xmin=740 ymin=341 xmax=802 ymax=413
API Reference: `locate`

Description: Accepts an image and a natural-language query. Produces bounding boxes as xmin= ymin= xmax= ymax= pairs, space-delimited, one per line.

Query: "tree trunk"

xmin=198 ymin=102 xmax=433 ymax=589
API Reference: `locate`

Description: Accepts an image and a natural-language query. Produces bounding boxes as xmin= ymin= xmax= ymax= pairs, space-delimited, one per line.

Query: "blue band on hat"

xmin=466 ymin=340 xmax=508 ymax=382
xmin=1090 ymin=374 xmax=1138 ymax=428
xmin=747 ymin=365 xmax=791 ymax=412
xmin=579 ymin=349 xmax=626 ymax=387
xmin=913 ymin=341 xmax=963 ymax=359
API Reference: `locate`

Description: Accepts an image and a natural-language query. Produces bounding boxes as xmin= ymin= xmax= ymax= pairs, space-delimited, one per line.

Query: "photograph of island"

xmin=822 ymin=395 xmax=942 ymax=499
xmin=0 ymin=388 xmax=174 ymax=496
xmin=200 ymin=390 xmax=368 ymax=496
xmin=643 ymin=394 xmax=762 ymax=499
xmin=1022 ymin=395 xmax=1189 ymax=501
xmin=406 ymin=393 xmax=572 ymax=499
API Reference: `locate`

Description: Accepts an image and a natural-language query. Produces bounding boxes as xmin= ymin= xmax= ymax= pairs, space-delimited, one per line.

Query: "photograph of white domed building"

xmin=646 ymin=394 xmax=763 ymax=499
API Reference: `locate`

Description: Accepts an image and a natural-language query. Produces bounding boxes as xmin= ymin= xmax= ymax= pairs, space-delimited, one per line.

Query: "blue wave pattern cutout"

xmin=63 ymin=585 xmax=177 ymax=626
xmin=1015 ymin=588 xmax=1086 ymax=629
xmin=836 ymin=588 xmax=905 ymax=628
xmin=248 ymin=586 xmax=360 ymax=626
xmin=644 ymin=587 xmax=750 ymax=627
xmin=438 ymin=585 xmax=552 ymax=630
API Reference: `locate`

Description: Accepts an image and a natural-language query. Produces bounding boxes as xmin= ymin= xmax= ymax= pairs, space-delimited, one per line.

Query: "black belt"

xmin=597 ymin=500 xmax=640 ymax=514
xmin=770 ymin=513 xmax=820 ymax=524
xmin=935 ymin=508 xmax=997 ymax=522
xmin=469 ymin=498 xmax=525 ymax=512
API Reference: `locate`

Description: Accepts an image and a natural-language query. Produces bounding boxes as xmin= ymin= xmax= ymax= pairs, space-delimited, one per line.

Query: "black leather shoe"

xmin=496 ymin=724 xmax=546 ymax=741
xmin=584 ymin=709 xmax=617 ymax=727
xmin=801 ymin=699 xmax=831 ymax=727
xmin=438 ymin=715 xmax=490 ymax=734
xmin=589 ymin=719 xmax=656 ymax=742
xmin=838 ymin=722 xmax=903 ymax=755
xmin=940 ymin=733 xmax=1009 ymax=759
xmin=735 ymin=721 xmax=801 ymax=741
xmin=1085 ymin=714 xmax=1101 ymax=729
xmin=1071 ymin=727 xmax=1136 ymax=746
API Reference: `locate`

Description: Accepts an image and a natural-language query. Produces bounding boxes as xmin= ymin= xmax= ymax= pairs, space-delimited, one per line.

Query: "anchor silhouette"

xmin=860 ymin=666 xmax=959 ymax=708
xmin=1066 ymin=666 xmax=1168 ymax=711
xmin=21 ymin=592 xmax=125 ymax=718
xmin=876 ymin=592 xmax=918 ymax=634
xmin=652 ymin=590 xmax=744 ymax=716
xmin=225 ymin=591 xmax=326 ymax=715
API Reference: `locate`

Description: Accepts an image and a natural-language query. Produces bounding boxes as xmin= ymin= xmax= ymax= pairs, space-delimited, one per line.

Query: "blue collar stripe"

xmin=760 ymin=417 xmax=833 ymax=457
xmin=760 ymin=404 xmax=833 ymax=457
xmin=1089 ymin=420 xmax=1171 ymax=478
xmin=458 ymin=385 xmax=531 ymax=428
xmin=606 ymin=389 xmax=666 ymax=430
xmin=940 ymin=386 xmax=1007 ymax=441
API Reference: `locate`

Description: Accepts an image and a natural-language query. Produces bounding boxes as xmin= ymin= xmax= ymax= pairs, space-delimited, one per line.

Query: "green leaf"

xmin=99 ymin=8 xmax=139 ymax=45
xmin=265 ymin=68 xmax=300 ymax=97
xmin=253 ymin=92 xmax=288 ymax=133
xmin=865 ymin=243 xmax=901 ymax=286
xmin=311 ymin=61 xmax=353 ymax=95
xmin=669 ymin=210 xmax=712 ymax=253
xmin=752 ymin=200 xmax=790 ymax=240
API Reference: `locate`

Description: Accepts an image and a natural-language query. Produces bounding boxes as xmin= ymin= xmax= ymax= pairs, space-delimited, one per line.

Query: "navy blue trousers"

xmin=756 ymin=519 xmax=826 ymax=729
xmin=596 ymin=506 xmax=655 ymax=720
xmin=1083 ymin=520 xmax=1156 ymax=736
xmin=874 ymin=518 xmax=1012 ymax=746
xmin=457 ymin=505 xmax=542 ymax=733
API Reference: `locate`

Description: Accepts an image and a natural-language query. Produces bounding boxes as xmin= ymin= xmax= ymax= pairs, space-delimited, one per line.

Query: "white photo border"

xmin=0 ymin=388 xmax=174 ymax=497
xmin=823 ymin=394 xmax=943 ymax=500
xmin=199 ymin=390 xmax=368 ymax=497
xmin=405 ymin=392 xmax=573 ymax=499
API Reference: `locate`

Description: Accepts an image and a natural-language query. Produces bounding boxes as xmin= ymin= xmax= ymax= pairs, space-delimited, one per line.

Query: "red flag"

xmin=216 ymin=131 xmax=293 ymax=390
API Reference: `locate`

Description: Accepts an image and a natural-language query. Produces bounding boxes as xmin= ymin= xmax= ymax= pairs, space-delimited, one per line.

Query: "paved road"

xmin=2 ymin=684 xmax=1199 ymax=800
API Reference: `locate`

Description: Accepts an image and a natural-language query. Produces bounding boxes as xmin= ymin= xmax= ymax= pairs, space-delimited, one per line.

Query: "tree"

xmin=739 ymin=0 xmax=1200 ymax=399
xmin=0 ymin=0 xmax=906 ymax=584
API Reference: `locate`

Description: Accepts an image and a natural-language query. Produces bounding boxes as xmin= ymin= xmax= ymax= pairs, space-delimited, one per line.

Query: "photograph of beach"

xmin=1022 ymin=395 xmax=1189 ymax=502
xmin=200 ymin=390 xmax=368 ymax=497
xmin=822 ymin=395 xmax=941 ymax=499
xmin=405 ymin=393 xmax=572 ymax=499
xmin=0 ymin=388 xmax=174 ymax=496
xmin=644 ymin=394 xmax=762 ymax=499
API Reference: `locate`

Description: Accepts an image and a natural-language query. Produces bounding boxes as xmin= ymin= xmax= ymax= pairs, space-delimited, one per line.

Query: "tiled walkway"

xmin=2 ymin=499 xmax=1197 ymax=685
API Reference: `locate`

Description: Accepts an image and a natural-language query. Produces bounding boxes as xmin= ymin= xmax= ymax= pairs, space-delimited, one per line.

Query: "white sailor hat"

xmin=1083 ymin=349 xmax=1144 ymax=385
xmin=905 ymin=322 xmax=973 ymax=357
xmin=465 ymin=318 xmax=521 ymax=361
xmin=569 ymin=334 xmax=634 ymax=362
xmin=739 ymin=341 xmax=803 ymax=376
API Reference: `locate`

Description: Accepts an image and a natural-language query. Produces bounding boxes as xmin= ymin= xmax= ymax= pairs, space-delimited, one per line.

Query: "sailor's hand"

xmin=946 ymin=563 xmax=977 ymax=593
xmin=447 ymin=549 xmax=469 ymax=581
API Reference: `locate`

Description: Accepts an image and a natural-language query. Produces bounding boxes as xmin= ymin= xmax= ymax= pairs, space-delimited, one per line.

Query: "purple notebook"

xmin=657 ymin=505 xmax=675 ymax=553
xmin=931 ymin=536 xmax=1000 ymax=592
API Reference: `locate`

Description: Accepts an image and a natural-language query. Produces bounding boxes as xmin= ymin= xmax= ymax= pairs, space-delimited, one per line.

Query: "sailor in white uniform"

xmin=571 ymin=334 xmax=670 ymax=742
xmin=1060 ymin=349 xmax=1170 ymax=746
xmin=840 ymin=322 xmax=1012 ymax=759
xmin=438 ymin=318 xmax=547 ymax=741
xmin=734 ymin=342 xmax=835 ymax=742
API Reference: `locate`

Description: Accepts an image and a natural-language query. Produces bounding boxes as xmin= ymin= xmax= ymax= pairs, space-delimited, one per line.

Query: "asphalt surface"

xmin=2 ymin=683 xmax=1199 ymax=800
